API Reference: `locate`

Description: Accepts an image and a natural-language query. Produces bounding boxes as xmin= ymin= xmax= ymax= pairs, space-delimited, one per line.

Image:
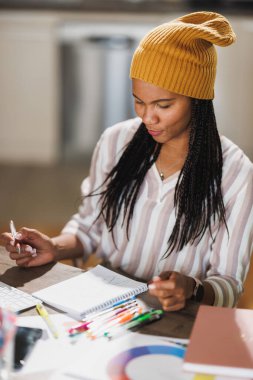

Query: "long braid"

xmin=88 ymin=99 xmax=227 ymax=254
xmin=167 ymin=99 xmax=226 ymax=254
xmin=92 ymin=123 xmax=160 ymax=237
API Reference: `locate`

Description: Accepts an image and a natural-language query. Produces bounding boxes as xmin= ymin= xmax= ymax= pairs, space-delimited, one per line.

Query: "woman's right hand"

xmin=0 ymin=227 xmax=57 ymax=267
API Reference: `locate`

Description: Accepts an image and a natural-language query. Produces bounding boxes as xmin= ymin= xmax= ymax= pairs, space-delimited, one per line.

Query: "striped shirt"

xmin=62 ymin=118 xmax=253 ymax=307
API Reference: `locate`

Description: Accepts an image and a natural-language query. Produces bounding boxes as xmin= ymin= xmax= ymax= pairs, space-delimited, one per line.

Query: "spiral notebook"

xmin=33 ymin=265 xmax=148 ymax=320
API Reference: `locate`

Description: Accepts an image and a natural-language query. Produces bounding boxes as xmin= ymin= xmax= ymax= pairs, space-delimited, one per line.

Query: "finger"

xmin=21 ymin=255 xmax=47 ymax=268
xmin=149 ymin=288 xmax=174 ymax=298
xmin=162 ymin=294 xmax=186 ymax=311
xmin=16 ymin=227 xmax=46 ymax=243
xmin=159 ymin=289 xmax=184 ymax=300
xmin=163 ymin=301 xmax=186 ymax=312
xmin=15 ymin=256 xmax=34 ymax=267
xmin=149 ymin=272 xmax=173 ymax=284
xmin=9 ymin=240 xmax=21 ymax=254
xmin=160 ymin=295 xmax=185 ymax=311
xmin=6 ymin=242 xmax=20 ymax=253
xmin=20 ymin=244 xmax=37 ymax=255
xmin=7 ymin=242 xmax=34 ymax=255
xmin=0 ymin=232 xmax=13 ymax=246
xmin=16 ymin=242 xmax=21 ymax=254
xmin=152 ymin=276 xmax=161 ymax=282
xmin=159 ymin=271 xmax=173 ymax=281
xmin=148 ymin=279 xmax=175 ymax=291
xmin=10 ymin=251 xmax=30 ymax=260
xmin=15 ymin=251 xmax=42 ymax=267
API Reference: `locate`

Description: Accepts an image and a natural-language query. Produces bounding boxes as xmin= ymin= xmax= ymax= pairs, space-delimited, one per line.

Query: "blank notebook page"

xmin=33 ymin=265 xmax=148 ymax=319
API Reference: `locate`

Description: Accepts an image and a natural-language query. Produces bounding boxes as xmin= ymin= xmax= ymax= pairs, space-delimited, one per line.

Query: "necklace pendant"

xmin=159 ymin=171 xmax=165 ymax=181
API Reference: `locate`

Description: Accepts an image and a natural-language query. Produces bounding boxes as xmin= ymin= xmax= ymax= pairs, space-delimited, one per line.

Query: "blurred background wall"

xmin=0 ymin=1 xmax=252 ymax=305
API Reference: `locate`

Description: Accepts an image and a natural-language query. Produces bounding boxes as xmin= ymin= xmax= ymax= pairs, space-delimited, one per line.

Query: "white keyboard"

xmin=0 ymin=281 xmax=40 ymax=313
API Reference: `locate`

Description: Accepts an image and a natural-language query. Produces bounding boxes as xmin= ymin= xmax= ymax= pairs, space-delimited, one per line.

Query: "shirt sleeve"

xmin=204 ymin=150 xmax=253 ymax=307
xmin=61 ymin=130 xmax=109 ymax=260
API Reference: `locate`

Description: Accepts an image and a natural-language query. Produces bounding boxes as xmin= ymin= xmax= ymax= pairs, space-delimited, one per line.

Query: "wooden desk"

xmin=0 ymin=247 xmax=199 ymax=339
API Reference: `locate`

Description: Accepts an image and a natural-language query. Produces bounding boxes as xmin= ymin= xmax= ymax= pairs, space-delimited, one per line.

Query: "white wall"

xmin=214 ymin=16 xmax=253 ymax=161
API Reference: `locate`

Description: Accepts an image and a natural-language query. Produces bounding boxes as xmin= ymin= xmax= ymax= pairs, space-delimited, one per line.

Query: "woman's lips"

xmin=147 ymin=129 xmax=163 ymax=137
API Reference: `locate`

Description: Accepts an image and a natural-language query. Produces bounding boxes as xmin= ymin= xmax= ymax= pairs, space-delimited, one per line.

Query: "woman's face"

xmin=132 ymin=79 xmax=192 ymax=146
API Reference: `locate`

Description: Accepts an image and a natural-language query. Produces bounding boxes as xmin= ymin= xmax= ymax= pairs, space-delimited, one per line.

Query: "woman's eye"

xmin=134 ymin=100 xmax=143 ymax=105
xmin=156 ymin=103 xmax=170 ymax=109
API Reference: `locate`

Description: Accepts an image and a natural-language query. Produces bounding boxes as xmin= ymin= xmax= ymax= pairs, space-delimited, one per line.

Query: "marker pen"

xmin=86 ymin=296 xmax=137 ymax=320
xmin=68 ymin=304 xmax=141 ymax=336
xmin=104 ymin=309 xmax=163 ymax=339
xmin=89 ymin=306 xmax=142 ymax=339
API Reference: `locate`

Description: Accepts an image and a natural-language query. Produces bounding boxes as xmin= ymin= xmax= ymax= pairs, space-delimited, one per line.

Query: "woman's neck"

xmin=156 ymin=141 xmax=188 ymax=181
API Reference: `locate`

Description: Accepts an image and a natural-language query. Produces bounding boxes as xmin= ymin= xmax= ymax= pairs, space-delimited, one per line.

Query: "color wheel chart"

xmin=107 ymin=344 xmax=190 ymax=380
xmin=106 ymin=344 xmax=214 ymax=380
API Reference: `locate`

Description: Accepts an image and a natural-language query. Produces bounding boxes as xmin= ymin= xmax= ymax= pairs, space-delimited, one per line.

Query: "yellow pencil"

xmin=36 ymin=303 xmax=59 ymax=339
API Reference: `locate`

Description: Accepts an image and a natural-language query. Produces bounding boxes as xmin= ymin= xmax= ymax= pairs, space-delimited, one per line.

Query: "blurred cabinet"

xmin=0 ymin=11 xmax=159 ymax=164
xmin=0 ymin=12 xmax=60 ymax=164
xmin=59 ymin=21 xmax=154 ymax=160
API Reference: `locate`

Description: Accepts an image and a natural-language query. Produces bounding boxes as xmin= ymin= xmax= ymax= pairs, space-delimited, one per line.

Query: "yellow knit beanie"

xmin=130 ymin=11 xmax=236 ymax=99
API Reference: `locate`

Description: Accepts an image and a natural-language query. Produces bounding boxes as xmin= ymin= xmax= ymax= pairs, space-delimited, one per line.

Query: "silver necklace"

xmin=157 ymin=156 xmax=166 ymax=181
xmin=157 ymin=155 xmax=186 ymax=181
xmin=159 ymin=170 xmax=165 ymax=181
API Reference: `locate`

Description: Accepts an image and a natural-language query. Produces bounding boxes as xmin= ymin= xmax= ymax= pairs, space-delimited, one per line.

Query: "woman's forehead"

xmin=132 ymin=79 xmax=187 ymax=101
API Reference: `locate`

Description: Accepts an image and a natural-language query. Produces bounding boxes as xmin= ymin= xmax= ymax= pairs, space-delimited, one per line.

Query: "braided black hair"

xmin=168 ymin=99 xmax=227 ymax=254
xmin=88 ymin=99 xmax=227 ymax=256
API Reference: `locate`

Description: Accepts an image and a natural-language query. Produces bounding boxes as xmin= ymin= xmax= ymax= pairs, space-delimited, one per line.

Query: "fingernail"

xmin=15 ymin=233 xmax=22 ymax=240
xmin=152 ymin=276 xmax=161 ymax=281
xmin=31 ymin=249 xmax=37 ymax=258
xmin=148 ymin=284 xmax=156 ymax=290
xmin=31 ymin=248 xmax=37 ymax=257
xmin=25 ymin=246 xmax=33 ymax=253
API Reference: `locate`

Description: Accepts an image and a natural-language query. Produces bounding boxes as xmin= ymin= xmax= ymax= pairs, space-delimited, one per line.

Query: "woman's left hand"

xmin=148 ymin=271 xmax=195 ymax=311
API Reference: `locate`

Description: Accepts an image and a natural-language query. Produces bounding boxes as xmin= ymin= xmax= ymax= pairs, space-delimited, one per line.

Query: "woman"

xmin=1 ymin=11 xmax=253 ymax=311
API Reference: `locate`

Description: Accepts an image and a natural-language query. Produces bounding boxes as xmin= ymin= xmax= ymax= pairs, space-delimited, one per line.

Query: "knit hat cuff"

xmin=130 ymin=48 xmax=216 ymax=99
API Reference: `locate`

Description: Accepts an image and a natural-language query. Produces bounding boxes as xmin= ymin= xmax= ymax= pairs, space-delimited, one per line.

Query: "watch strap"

xmin=191 ymin=277 xmax=204 ymax=302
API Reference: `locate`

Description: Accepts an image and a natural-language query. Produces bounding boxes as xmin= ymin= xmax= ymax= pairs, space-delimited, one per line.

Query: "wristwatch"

xmin=192 ymin=278 xmax=204 ymax=302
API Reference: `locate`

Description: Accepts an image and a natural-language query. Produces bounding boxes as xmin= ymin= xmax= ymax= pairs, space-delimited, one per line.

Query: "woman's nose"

xmin=142 ymin=108 xmax=157 ymax=125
